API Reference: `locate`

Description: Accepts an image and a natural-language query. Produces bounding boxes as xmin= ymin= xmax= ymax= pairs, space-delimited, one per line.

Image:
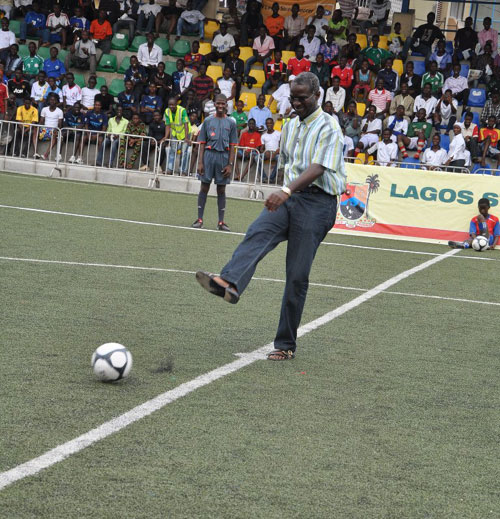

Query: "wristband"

xmin=281 ymin=186 xmax=292 ymax=197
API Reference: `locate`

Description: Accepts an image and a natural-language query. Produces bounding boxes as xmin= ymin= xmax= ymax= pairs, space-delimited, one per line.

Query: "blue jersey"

xmin=64 ymin=111 xmax=87 ymax=128
xmin=43 ymin=58 xmax=66 ymax=79
xmin=46 ymin=86 xmax=62 ymax=102
xmin=140 ymin=94 xmax=162 ymax=112
xmin=86 ymin=111 xmax=108 ymax=131
xmin=69 ymin=16 xmax=90 ymax=31
xmin=25 ymin=11 xmax=46 ymax=29
xmin=469 ymin=214 xmax=500 ymax=246
xmin=117 ymin=91 xmax=138 ymax=109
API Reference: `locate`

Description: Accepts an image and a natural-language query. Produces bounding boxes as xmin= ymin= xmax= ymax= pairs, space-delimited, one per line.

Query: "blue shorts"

xmin=199 ymin=149 xmax=230 ymax=185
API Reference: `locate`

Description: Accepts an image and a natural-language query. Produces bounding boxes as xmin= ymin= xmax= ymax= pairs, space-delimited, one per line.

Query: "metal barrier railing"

xmin=364 ymin=159 xmax=470 ymax=174
xmin=230 ymin=145 xmax=262 ymax=184
xmin=473 ymin=168 xmax=500 ymax=176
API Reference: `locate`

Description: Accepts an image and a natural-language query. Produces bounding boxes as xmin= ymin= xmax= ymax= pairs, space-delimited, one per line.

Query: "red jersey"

xmin=479 ymin=127 xmax=500 ymax=147
xmin=239 ymin=130 xmax=262 ymax=149
xmin=470 ymin=214 xmax=500 ymax=237
xmin=287 ymin=57 xmax=311 ymax=77
xmin=0 ymin=82 xmax=8 ymax=114
xmin=265 ymin=60 xmax=286 ymax=79
xmin=331 ymin=65 xmax=354 ymax=88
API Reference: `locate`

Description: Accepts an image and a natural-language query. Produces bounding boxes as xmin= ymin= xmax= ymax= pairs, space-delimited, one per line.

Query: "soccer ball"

xmin=472 ymin=235 xmax=489 ymax=252
xmin=91 ymin=343 xmax=133 ymax=382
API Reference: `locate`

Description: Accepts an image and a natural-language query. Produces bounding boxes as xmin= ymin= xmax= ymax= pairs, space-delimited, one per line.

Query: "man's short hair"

xmin=478 ymin=197 xmax=491 ymax=207
xmin=292 ymin=72 xmax=320 ymax=94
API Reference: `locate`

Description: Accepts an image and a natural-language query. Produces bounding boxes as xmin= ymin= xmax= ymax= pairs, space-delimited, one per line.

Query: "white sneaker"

xmin=68 ymin=155 xmax=76 ymax=163
xmin=139 ymin=165 xmax=149 ymax=171
xmin=76 ymin=157 xmax=84 ymax=165
xmin=33 ymin=153 xmax=42 ymax=159
xmin=56 ymin=154 xmax=62 ymax=162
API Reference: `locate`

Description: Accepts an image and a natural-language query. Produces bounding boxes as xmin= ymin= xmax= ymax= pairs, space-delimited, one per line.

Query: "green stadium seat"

xmin=111 ymin=33 xmax=129 ymax=51
xmin=97 ymin=53 xmax=117 ymax=72
xmin=118 ymin=56 xmax=131 ymax=74
xmin=129 ymin=35 xmax=147 ymax=52
xmin=96 ymin=77 xmax=107 ymax=89
xmin=9 ymin=19 xmax=20 ymax=37
xmin=38 ymin=46 xmax=50 ymax=60
xmin=170 ymin=39 xmax=190 ymax=57
xmin=58 ymin=48 xmax=68 ymax=64
xmin=18 ymin=44 xmax=29 ymax=58
xmin=74 ymin=73 xmax=85 ymax=88
xmin=109 ymin=78 xmax=124 ymax=97
xmin=164 ymin=61 xmax=177 ymax=75
xmin=156 ymin=37 xmax=170 ymax=56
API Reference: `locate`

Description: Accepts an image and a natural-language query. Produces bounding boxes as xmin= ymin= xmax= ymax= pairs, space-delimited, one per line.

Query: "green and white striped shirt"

xmin=280 ymin=107 xmax=346 ymax=196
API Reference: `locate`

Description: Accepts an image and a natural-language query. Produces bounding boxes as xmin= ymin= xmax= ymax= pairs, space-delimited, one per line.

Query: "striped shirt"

xmin=280 ymin=107 xmax=346 ymax=196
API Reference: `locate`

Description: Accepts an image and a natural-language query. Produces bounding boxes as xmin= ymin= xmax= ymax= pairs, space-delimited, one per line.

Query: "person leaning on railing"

xmin=8 ymin=95 xmax=38 ymax=158
xmin=33 ymin=92 xmax=63 ymax=160
xmin=96 ymin=106 xmax=129 ymax=168
xmin=140 ymin=109 xmax=166 ymax=172
xmin=164 ymin=95 xmax=189 ymax=175
xmin=118 ymin=112 xmax=147 ymax=169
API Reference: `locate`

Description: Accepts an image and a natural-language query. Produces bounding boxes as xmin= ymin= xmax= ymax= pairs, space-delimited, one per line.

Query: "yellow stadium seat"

xmin=274 ymin=119 xmax=282 ymax=131
xmin=356 ymin=34 xmax=367 ymax=48
xmin=238 ymin=46 xmax=253 ymax=63
xmin=249 ymin=69 xmax=265 ymax=88
xmin=239 ymin=92 xmax=257 ymax=111
xmin=379 ymin=35 xmax=389 ymax=50
xmin=393 ymin=59 xmax=404 ymax=76
xmin=281 ymin=50 xmax=295 ymax=65
xmin=356 ymin=102 xmax=366 ymax=116
xmin=206 ymin=65 xmax=223 ymax=82
xmin=199 ymin=42 xmax=212 ymax=55
xmin=354 ymin=153 xmax=374 ymax=164
xmin=265 ymin=95 xmax=278 ymax=114
xmin=204 ymin=20 xmax=219 ymax=40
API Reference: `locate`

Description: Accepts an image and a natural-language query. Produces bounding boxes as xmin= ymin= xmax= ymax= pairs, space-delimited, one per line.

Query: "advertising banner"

xmin=261 ymin=1 xmax=336 ymax=20
xmin=333 ymin=163 xmax=500 ymax=243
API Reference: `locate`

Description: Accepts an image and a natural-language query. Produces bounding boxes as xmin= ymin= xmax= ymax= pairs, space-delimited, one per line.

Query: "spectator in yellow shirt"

xmin=10 ymin=95 xmax=38 ymax=157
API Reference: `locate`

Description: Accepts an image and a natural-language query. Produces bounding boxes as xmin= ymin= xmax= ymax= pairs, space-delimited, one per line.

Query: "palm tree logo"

xmin=365 ymin=174 xmax=380 ymax=221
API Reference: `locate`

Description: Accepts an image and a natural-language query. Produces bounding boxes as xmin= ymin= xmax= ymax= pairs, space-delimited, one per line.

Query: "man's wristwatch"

xmin=281 ymin=186 xmax=292 ymax=197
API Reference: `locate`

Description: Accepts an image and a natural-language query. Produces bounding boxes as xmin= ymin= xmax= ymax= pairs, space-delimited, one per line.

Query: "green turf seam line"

xmin=0 ymin=249 xmax=461 ymax=492
xmin=1 ymin=204 xmax=499 ymax=261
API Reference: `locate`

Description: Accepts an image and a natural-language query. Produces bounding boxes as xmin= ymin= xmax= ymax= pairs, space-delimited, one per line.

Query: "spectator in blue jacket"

xmin=44 ymin=47 xmax=66 ymax=84
xmin=376 ymin=57 xmax=398 ymax=93
xmin=19 ymin=1 xmax=50 ymax=47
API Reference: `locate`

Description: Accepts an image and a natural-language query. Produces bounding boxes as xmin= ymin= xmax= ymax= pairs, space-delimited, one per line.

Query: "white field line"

xmin=1 ymin=255 xmax=499 ymax=308
xmin=0 ymin=248 xmax=466 ymax=492
xmin=1 ymin=203 xmax=498 ymax=261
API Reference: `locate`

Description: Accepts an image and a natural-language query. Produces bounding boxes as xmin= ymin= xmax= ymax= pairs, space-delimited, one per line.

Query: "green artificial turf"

xmin=1 ymin=172 xmax=499 ymax=518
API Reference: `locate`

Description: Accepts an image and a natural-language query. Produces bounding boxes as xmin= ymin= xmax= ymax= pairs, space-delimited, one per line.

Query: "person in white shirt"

xmin=259 ymin=116 xmax=281 ymax=182
xmin=31 ymin=70 xmax=48 ymax=113
xmin=445 ymin=124 xmax=468 ymax=171
xmin=342 ymin=129 xmax=355 ymax=159
xmin=0 ymin=17 xmax=15 ymax=62
xmin=46 ymin=4 xmax=69 ymax=49
xmin=421 ymin=133 xmax=448 ymax=170
xmin=268 ymin=81 xmax=290 ymax=118
xmin=62 ymin=72 xmax=82 ymax=109
xmin=385 ymin=105 xmax=409 ymax=142
xmin=325 ymin=76 xmax=345 ymax=114
xmin=356 ymin=105 xmax=382 ymax=152
xmin=307 ymin=6 xmax=329 ymax=41
xmin=434 ymin=89 xmax=458 ymax=132
xmin=367 ymin=128 xmax=398 ymax=166
xmin=299 ymin=25 xmax=321 ymax=62
xmin=207 ymin=23 xmax=236 ymax=63
xmin=216 ymin=67 xmax=236 ymax=114
xmin=81 ymin=75 xmax=100 ymax=110
xmin=442 ymin=63 xmax=470 ymax=107
xmin=137 ymin=0 xmax=162 ymax=36
xmin=413 ymin=83 xmax=438 ymax=122
xmin=176 ymin=0 xmax=205 ymax=40
xmin=137 ymin=33 xmax=163 ymax=74
xmin=35 ymin=92 xmax=63 ymax=160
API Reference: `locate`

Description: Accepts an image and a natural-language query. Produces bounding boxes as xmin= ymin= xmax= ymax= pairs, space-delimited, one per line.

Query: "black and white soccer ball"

xmin=91 ymin=343 xmax=133 ymax=382
xmin=472 ymin=235 xmax=489 ymax=252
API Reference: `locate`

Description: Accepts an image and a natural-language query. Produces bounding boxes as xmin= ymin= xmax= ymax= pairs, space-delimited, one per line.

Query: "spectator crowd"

xmin=0 ymin=0 xmax=499 ymax=174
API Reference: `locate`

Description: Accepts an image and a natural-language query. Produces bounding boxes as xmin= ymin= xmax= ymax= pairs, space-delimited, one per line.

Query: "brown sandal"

xmin=267 ymin=349 xmax=295 ymax=361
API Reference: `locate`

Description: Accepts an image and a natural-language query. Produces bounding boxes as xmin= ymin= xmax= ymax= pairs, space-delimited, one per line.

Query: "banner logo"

xmin=337 ymin=174 xmax=380 ymax=228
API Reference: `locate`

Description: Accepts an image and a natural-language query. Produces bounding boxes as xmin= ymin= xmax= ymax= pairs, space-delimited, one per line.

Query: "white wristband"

xmin=281 ymin=186 xmax=292 ymax=197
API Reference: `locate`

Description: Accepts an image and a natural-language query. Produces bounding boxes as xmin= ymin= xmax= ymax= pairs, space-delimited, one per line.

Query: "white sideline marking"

xmin=2 ymin=203 xmax=498 ymax=261
xmin=1 ymin=255 xmax=499 ymax=308
xmin=0 ymin=249 xmax=462 ymax=491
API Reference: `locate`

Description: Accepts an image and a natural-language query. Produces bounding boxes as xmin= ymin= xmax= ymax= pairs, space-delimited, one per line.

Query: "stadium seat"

xmin=265 ymin=95 xmax=278 ymax=114
xmin=471 ymin=163 xmax=491 ymax=175
xmin=58 ymin=49 xmax=68 ymax=64
xmin=392 ymin=59 xmax=404 ymax=76
xmin=468 ymin=88 xmax=486 ymax=107
xmin=206 ymin=65 xmax=223 ymax=82
xmin=378 ymin=35 xmax=388 ymax=50
xmin=118 ymin=56 xmax=131 ymax=74
xmin=410 ymin=49 xmax=424 ymax=57
xmin=156 ymin=38 xmax=170 ymax=55
xmin=461 ymin=64 xmax=470 ymax=78
xmin=356 ymin=34 xmax=367 ymax=48
xmin=9 ymin=19 xmax=20 ymax=37
xmin=238 ymin=46 xmax=253 ymax=63
xmin=164 ymin=61 xmax=177 ymax=75
xmin=199 ymin=42 xmax=212 ymax=55
xmin=129 ymin=35 xmax=147 ymax=52
xmin=96 ymin=77 xmax=107 ymax=89
xmin=111 ymin=33 xmax=129 ymax=51
xmin=445 ymin=40 xmax=454 ymax=55
xmin=401 ymin=156 xmax=421 ymax=169
xmin=412 ymin=60 xmax=426 ymax=76
xmin=204 ymin=20 xmax=219 ymax=39
xmin=239 ymin=92 xmax=257 ymax=110
xmin=356 ymin=102 xmax=366 ymax=116
xmin=440 ymin=133 xmax=450 ymax=151
xmin=461 ymin=111 xmax=480 ymax=125
xmin=281 ymin=50 xmax=295 ymax=65
xmin=38 ymin=46 xmax=50 ymax=60
xmin=18 ymin=44 xmax=28 ymax=58
xmin=354 ymin=153 xmax=374 ymax=164
xmin=274 ymin=119 xmax=282 ymax=131
xmin=97 ymin=54 xmax=117 ymax=72
xmin=249 ymin=69 xmax=265 ymax=88
xmin=74 ymin=73 xmax=85 ymax=88
xmin=170 ymin=39 xmax=191 ymax=57
xmin=109 ymin=78 xmax=124 ymax=97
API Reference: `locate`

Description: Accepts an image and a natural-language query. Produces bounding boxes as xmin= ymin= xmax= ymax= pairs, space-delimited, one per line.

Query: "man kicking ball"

xmin=196 ymin=72 xmax=346 ymax=360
